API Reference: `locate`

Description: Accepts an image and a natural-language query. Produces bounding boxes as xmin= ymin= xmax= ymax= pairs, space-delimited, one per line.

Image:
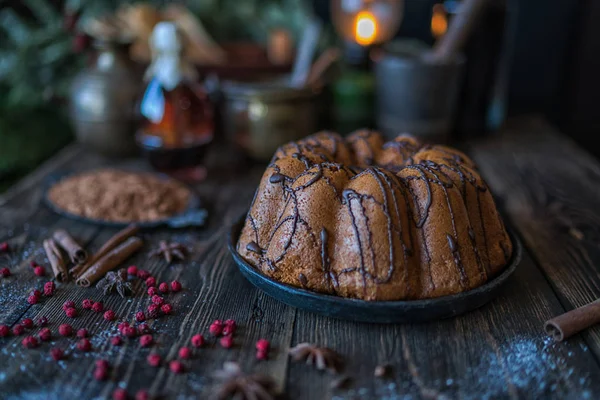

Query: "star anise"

xmin=96 ymin=269 xmax=132 ymax=298
xmin=213 ymin=362 xmax=276 ymax=400
xmin=149 ymin=240 xmax=187 ymax=264
xmin=289 ymin=343 xmax=343 ymax=373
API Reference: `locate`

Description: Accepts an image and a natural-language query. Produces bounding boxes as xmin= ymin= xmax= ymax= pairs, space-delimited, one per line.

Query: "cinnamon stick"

xmin=71 ymin=224 xmax=139 ymax=279
xmin=43 ymin=239 xmax=68 ymax=282
xmin=53 ymin=229 xmax=88 ymax=265
xmin=76 ymin=236 xmax=143 ymax=287
xmin=544 ymin=299 xmax=600 ymax=341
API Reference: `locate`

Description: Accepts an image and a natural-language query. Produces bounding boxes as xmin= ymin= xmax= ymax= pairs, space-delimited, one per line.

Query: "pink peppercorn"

xmin=65 ymin=307 xmax=78 ymax=318
xmin=94 ymin=367 xmax=108 ymax=381
xmin=43 ymin=281 xmax=55 ymax=296
xmin=37 ymin=316 xmax=48 ymax=326
xmin=33 ymin=266 xmax=45 ymax=276
xmin=222 ymin=325 xmax=235 ymax=336
xmin=225 ymin=319 xmax=236 ymax=329
xmin=147 ymin=353 xmax=161 ymax=367
xmin=21 ymin=318 xmax=34 ymax=329
xmin=58 ymin=324 xmax=73 ymax=336
xmin=158 ymin=282 xmax=169 ymax=293
xmin=96 ymin=359 xmax=110 ymax=369
xmin=77 ymin=338 xmax=91 ymax=352
xmin=256 ymin=339 xmax=270 ymax=352
xmin=82 ymin=299 xmax=94 ymax=309
xmin=137 ymin=324 xmax=151 ymax=335
xmin=104 ymin=310 xmax=116 ymax=321
xmin=38 ymin=328 xmax=51 ymax=342
xmin=169 ymin=360 xmax=184 ymax=374
xmin=123 ymin=326 xmax=137 ymax=338
xmin=118 ymin=321 xmax=130 ymax=333
xmin=151 ymin=295 xmax=164 ymax=305
xmin=0 ymin=267 xmax=10 ymax=277
xmin=135 ymin=311 xmax=146 ymax=322
xmin=135 ymin=390 xmax=149 ymax=400
xmin=178 ymin=346 xmax=191 ymax=359
xmin=256 ymin=350 xmax=268 ymax=360
xmin=145 ymin=277 xmax=156 ymax=287
xmin=63 ymin=300 xmax=75 ymax=311
xmin=112 ymin=388 xmax=128 ymax=400
xmin=92 ymin=302 xmax=104 ymax=313
xmin=160 ymin=304 xmax=173 ymax=315
xmin=12 ymin=325 xmax=24 ymax=336
xmin=0 ymin=325 xmax=10 ymax=337
xmin=77 ymin=328 xmax=88 ymax=338
xmin=111 ymin=336 xmax=123 ymax=346
xmin=0 ymin=242 xmax=9 ymax=252
xmin=170 ymin=280 xmax=182 ymax=292
xmin=27 ymin=295 xmax=39 ymax=305
xmin=139 ymin=334 xmax=153 ymax=347
xmin=22 ymin=335 xmax=38 ymax=348
xmin=127 ymin=265 xmax=138 ymax=276
xmin=50 ymin=348 xmax=64 ymax=361
xmin=209 ymin=320 xmax=223 ymax=336
xmin=147 ymin=304 xmax=160 ymax=318
xmin=147 ymin=287 xmax=158 ymax=296
xmin=137 ymin=269 xmax=150 ymax=280
xmin=220 ymin=335 xmax=233 ymax=349
xmin=191 ymin=334 xmax=204 ymax=348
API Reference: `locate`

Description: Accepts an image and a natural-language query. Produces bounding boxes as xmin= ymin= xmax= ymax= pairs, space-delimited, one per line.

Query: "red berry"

xmin=12 ymin=324 xmax=25 ymax=336
xmin=63 ymin=300 xmax=75 ymax=311
xmin=27 ymin=295 xmax=39 ymax=305
xmin=30 ymin=261 xmax=39 ymax=268
xmin=0 ymin=267 xmax=10 ymax=277
xmin=135 ymin=311 xmax=146 ymax=322
xmin=0 ymin=325 xmax=10 ymax=337
xmin=123 ymin=326 xmax=137 ymax=338
xmin=256 ymin=339 xmax=270 ymax=352
xmin=95 ymin=359 xmax=110 ymax=369
xmin=222 ymin=325 xmax=235 ymax=336
xmin=219 ymin=335 xmax=233 ymax=349
xmin=147 ymin=353 xmax=161 ymax=367
xmin=65 ymin=307 xmax=77 ymax=318
xmin=22 ymin=335 xmax=39 ymax=348
xmin=139 ymin=334 xmax=153 ymax=347
xmin=77 ymin=328 xmax=88 ymax=338
xmin=147 ymin=304 xmax=160 ymax=318
xmin=147 ymin=287 xmax=158 ymax=296
xmin=111 ymin=336 xmax=123 ymax=346
xmin=160 ymin=304 xmax=173 ymax=315
xmin=209 ymin=321 xmax=223 ymax=336
xmin=104 ymin=310 xmax=116 ymax=321
xmin=82 ymin=299 xmax=94 ymax=309
xmin=135 ymin=390 xmax=149 ymax=400
xmin=92 ymin=302 xmax=104 ymax=313
xmin=43 ymin=281 xmax=55 ymax=296
xmin=191 ymin=334 xmax=204 ymax=348
xmin=224 ymin=319 xmax=236 ymax=328
xmin=77 ymin=338 xmax=91 ymax=352
xmin=169 ymin=360 xmax=184 ymax=374
xmin=127 ymin=265 xmax=138 ymax=276
xmin=151 ymin=295 xmax=164 ymax=305
xmin=256 ymin=349 xmax=268 ymax=360
xmin=50 ymin=348 xmax=64 ymax=361
xmin=37 ymin=316 xmax=48 ymax=327
xmin=118 ymin=322 xmax=130 ymax=333
xmin=137 ymin=270 xmax=150 ymax=280
xmin=137 ymin=324 xmax=151 ymax=335
xmin=170 ymin=280 xmax=182 ymax=292
xmin=59 ymin=324 xmax=73 ymax=336
xmin=0 ymin=242 xmax=9 ymax=252
xmin=178 ymin=346 xmax=191 ymax=359
xmin=112 ymin=388 xmax=128 ymax=400
xmin=158 ymin=282 xmax=169 ymax=293
xmin=33 ymin=266 xmax=45 ymax=276
xmin=94 ymin=367 xmax=108 ymax=381
xmin=21 ymin=318 xmax=34 ymax=329
xmin=145 ymin=277 xmax=156 ymax=287
xmin=38 ymin=327 xmax=52 ymax=341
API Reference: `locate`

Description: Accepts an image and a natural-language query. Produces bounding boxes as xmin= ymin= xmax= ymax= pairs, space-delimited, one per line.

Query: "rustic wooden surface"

xmin=1 ymin=117 xmax=600 ymax=399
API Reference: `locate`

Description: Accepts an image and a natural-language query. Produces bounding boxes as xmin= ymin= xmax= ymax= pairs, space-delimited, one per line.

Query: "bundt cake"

xmin=237 ymin=130 xmax=512 ymax=301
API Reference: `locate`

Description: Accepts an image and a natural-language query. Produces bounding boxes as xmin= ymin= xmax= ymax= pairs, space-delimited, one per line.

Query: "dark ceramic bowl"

xmin=228 ymin=215 xmax=522 ymax=323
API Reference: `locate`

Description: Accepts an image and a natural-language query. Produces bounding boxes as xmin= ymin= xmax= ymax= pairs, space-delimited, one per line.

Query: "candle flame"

xmin=431 ymin=4 xmax=448 ymax=39
xmin=354 ymin=11 xmax=378 ymax=46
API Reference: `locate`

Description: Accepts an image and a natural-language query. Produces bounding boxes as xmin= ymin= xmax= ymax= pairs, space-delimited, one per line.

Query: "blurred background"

xmin=0 ymin=0 xmax=597 ymax=191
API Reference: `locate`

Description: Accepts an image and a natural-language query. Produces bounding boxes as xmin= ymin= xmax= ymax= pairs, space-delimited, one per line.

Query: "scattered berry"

xmin=151 ymin=295 xmax=164 ymax=305
xmin=118 ymin=321 xmax=130 ymax=333
xmin=111 ymin=336 xmax=123 ymax=346
xmin=82 ymin=299 xmax=94 ymax=309
xmin=256 ymin=339 xmax=270 ymax=352
xmin=145 ymin=277 xmax=156 ymax=288
xmin=137 ymin=324 xmax=151 ymax=335
xmin=93 ymin=367 xmax=108 ymax=381
xmin=135 ymin=311 xmax=146 ymax=322
xmin=222 ymin=325 xmax=235 ymax=336
xmin=135 ymin=389 xmax=149 ymax=400
xmin=158 ymin=282 xmax=169 ymax=293
xmin=160 ymin=304 xmax=173 ymax=315
xmin=65 ymin=307 xmax=78 ymax=318
xmin=170 ymin=280 xmax=182 ymax=292
xmin=77 ymin=338 xmax=91 ymax=352
xmin=209 ymin=320 xmax=223 ymax=336
xmin=0 ymin=325 xmax=10 ymax=337
xmin=0 ymin=242 xmax=9 ymax=252
xmin=96 ymin=359 xmax=110 ymax=369
xmin=27 ymin=295 xmax=39 ymax=305
xmin=22 ymin=335 xmax=39 ymax=348
xmin=225 ymin=319 xmax=236 ymax=329
xmin=147 ymin=304 xmax=160 ymax=319
xmin=92 ymin=302 xmax=104 ymax=313
xmin=43 ymin=281 xmax=55 ymax=296
xmin=220 ymin=335 xmax=233 ymax=349
xmin=0 ymin=267 xmax=10 ymax=277
xmin=103 ymin=310 xmax=116 ymax=321
xmin=38 ymin=328 xmax=51 ymax=341
xmin=33 ymin=266 xmax=45 ymax=276
xmin=50 ymin=348 xmax=64 ymax=361
xmin=62 ymin=300 xmax=75 ymax=311
xmin=147 ymin=287 xmax=158 ymax=296
xmin=256 ymin=350 xmax=268 ymax=360
xmin=169 ymin=360 xmax=184 ymax=374
xmin=37 ymin=316 xmax=48 ymax=326
xmin=21 ymin=318 xmax=34 ymax=329
xmin=77 ymin=328 xmax=88 ymax=338
xmin=123 ymin=326 xmax=137 ymax=338
xmin=146 ymin=353 xmax=161 ymax=367
xmin=30 ymin=261 xmax=39 ymax=268
xmin=178 ymin=347 xmax=191 ymax=359
xmin=140 ymin=334 xmax=153 ymax=347
xmin=59 ymin=324 xmax=73 ymax=336
xmin=112 ymin=388 xmax=128 ymax=400
xmin=127 ymin=265 xmax=138 ymax=276
xmin=191 ymin=334 xmax=204 ymax=348
xmin=12 ymin=324 xmax=24 ymax=336
xmin=137 ymin=270 xmax=150 ymax=280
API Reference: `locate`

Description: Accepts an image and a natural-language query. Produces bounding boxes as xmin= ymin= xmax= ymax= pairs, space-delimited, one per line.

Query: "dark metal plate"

xmin=42 ymin=171 xmax=208 ymax=229
xmin=228 ymin=214 xmax=522 ymax=323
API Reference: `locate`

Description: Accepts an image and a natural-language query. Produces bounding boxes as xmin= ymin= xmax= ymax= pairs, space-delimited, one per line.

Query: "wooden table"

xmin=1 ymin=117 xmax=599 ymax=399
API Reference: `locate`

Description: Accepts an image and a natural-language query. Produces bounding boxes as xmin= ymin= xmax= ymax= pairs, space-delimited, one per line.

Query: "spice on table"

xmin=544 ymin=298 xmax=600 ymax=341
xmin=112 ymin=388 xmax=129 ymax=400
xmin=158 ymin=282 xmax=169 ymax=293
xmin=137 ymin=269 xmax=150 ymax=280
xmin=147 ymin=287 xmax=158 ymax=296
xmin=22 ymin=336 xmax=39 ymax=348
xmin=169 ymin=360 xmax=185 ymax=374
xmin=37 ymin=316 xmax=48 ymax=326
xmin=191 ymin=334 xmax=204 ymax=348
xmin=0 ymin=267 xmax=10 ymax=277
xmin=136 ymin=311 xmax=146 ymax=322
xmin=123 ymin=326 xmax=137 ymax=338
xmin=96 ymin=269 xmax=133 ymax=297
xmin=127 ymin=265 xmax=138 ymax=276
xmin=161 ymin=303 xmax=173 ymax=314
xmin=147 ymin=353 xmax=161 ymax=367
xmin=135 ymin=389 xmax=149 ymax=400
xmin=0 ymin=242 xmax=9 ymax=253
xmin=43 ymin=281 xmax=55 ymax=296
xmin=21 ymin=318 xmax=34 ymax=329
xmin=147 ymin=304 xmax=160 ymax=319
xmin=145 ymin=277 xmax=157 ymax=288
xmin=82 ymin=299 xmax=94 ymax=309
xmin=0 ymin=325 xmax=10 ymax=337
xmin=171 ymin=280 xmax=182 ymax=292
xmin=77 ymin=338 xmax=92 ymax=352
xmin=59 ymin=324 xmax=73 ymax=336
xmin=111 ymin=336 xmax=123 ymax=346
xmin=149 ymin=240 xmax=187 ymax=264
xmin=39 ymin=328 xmax=51 ymax=341
xmin=138 ymin=324 xmax=151 ymax=335
xmin=65 ymin=307 xmax=78 ymax=318
xmin=209 ymin=320 xmax=223 ymax=336
xmin=50 ymin=348 xmax=64 ymax=361
xmin=94 ymin=366 xmax=109 ymax=381
xmin=12 ymin=325 xmax=24 ymax=336
xmin=63 ymin=300 xmax=75 ymax=311
xmin=289 ymin=343 xmax=343 ymax=374
xmin=214 ymin=362 xmax=276 ymax=400
xmin=33 ymin=265 xmax=45 ymax=276
xmin=219 ymin=335 xmax=233 ymax=349
xmin=77 ymin=328 xmax=89 ymax=338
xmin=27 ymin=295 xmax=39 ymax=305
xmin=104 ymin=310 xmax=116 ymax=321
xmin=140 ymin=334 xmax=153 ymax=347
xmin=151 ymin=295 xmax=164 ymax=305
xmin=53 ymin=229 xmax=88 ymax=265
xmin=178 ymin=346 xmax=191 ymax=359
xmin=43 ymin=238 xmax=68 ymax=282
xmin=77 ymin=236 xmax=143 ymax=287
